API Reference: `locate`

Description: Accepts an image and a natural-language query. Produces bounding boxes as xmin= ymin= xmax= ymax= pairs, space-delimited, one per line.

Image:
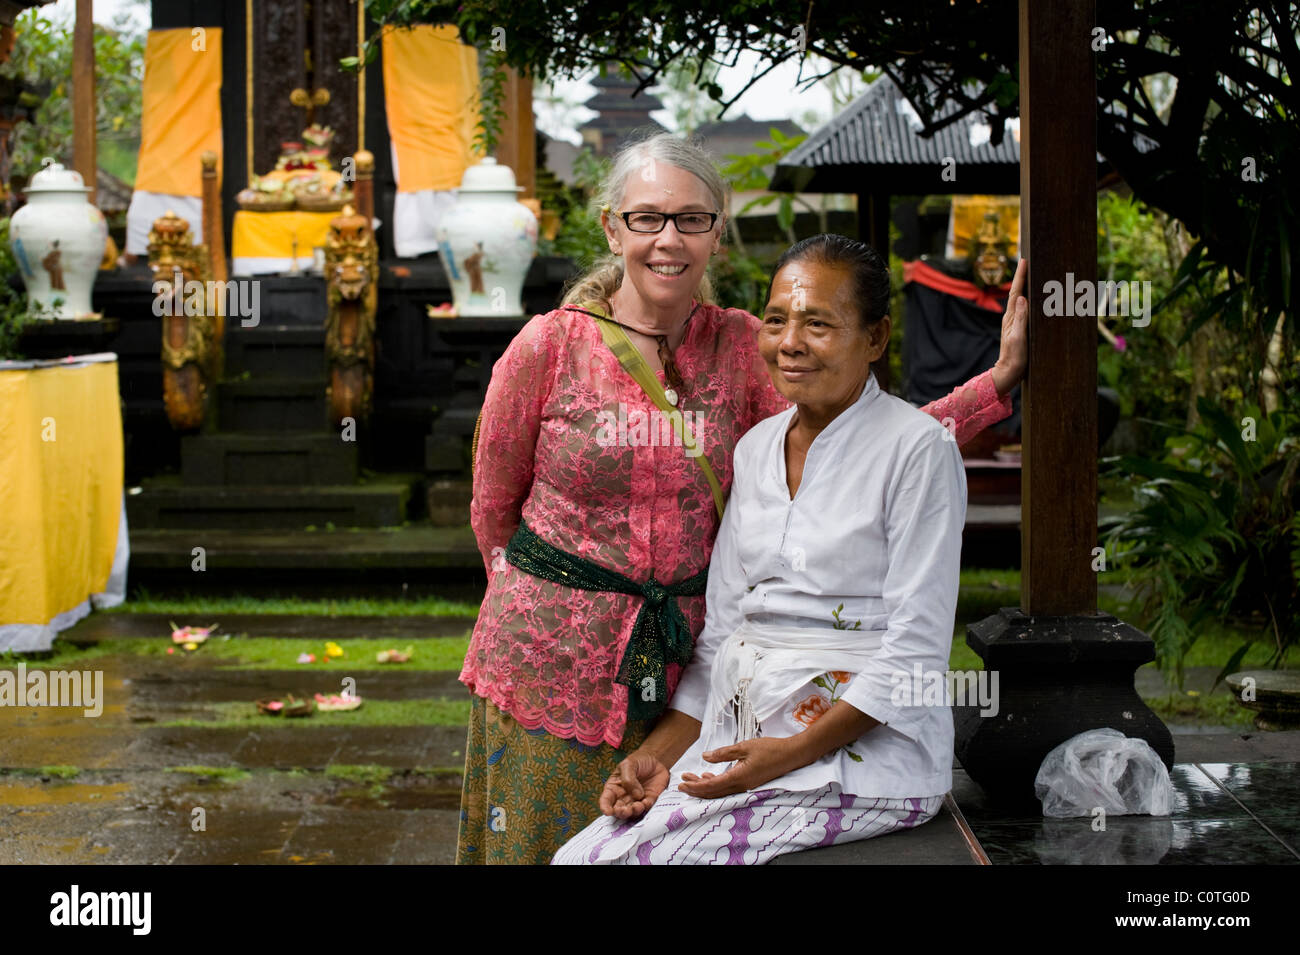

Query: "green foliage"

xmin=719 ymin=127 xmax=810 ymax=241
xmin=536 ymin=147 xmax=610 ymax=270
xmin=0 ymin=218 xmax=54 ymax=359
xmin=1094 ymin=192 xmax=1279 ymax=452
xmin=38 ymin=765 xmax=82 ymax=779
xmin=0 ymin=7 xmax=145 ymax=184
xmin=0 ymin=218 xmax=28 ymax=360
xmin=708 ymin=243 xmax=774 ymax=319
xmin=1095 ymin=193 xmax=1199 ymax=428
xmin=472 ymin=48 xmax=509 ymax=158
xmin=1104 ymin=398 xmax=1300 ymax=689
xmin=164 ymin=766 xmax=250 ymax=782
xmin=710 ymin=128 xmax=817 ymax=315
xmin=655 ymin=55 xmax=725 ymax=134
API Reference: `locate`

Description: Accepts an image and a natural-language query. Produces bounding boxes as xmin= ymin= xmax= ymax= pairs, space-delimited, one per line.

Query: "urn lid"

xmin=24 ymin=157 xmax=92 ymax=194
xmin=456 ymin=157 xmax=524 ymax=194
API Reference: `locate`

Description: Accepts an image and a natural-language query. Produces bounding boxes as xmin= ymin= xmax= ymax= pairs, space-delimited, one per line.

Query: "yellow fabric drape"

xmin=382 ymin=24 xmax=481 ymax=193
xmin=134 ymin=27 xmax=224 ymax=197
xmin=230 ymin=210 xmax=338 ymax=259
xmin=0 ymin=362 xmax=123 ymax=625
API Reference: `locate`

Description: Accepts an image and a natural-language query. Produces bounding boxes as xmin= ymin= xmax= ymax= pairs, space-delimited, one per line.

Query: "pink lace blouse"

xmin=461 ymin=303 xmax=1012 ymax=748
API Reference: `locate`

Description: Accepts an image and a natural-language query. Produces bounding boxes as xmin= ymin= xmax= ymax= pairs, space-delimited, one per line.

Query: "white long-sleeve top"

xmin=669 ymin=373 xmax=967 ymax=799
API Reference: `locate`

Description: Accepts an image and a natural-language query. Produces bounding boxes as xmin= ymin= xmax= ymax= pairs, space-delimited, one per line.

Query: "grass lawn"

xmin=102 ymin=589 xmax=480 ymax=618
xmin=153 ymin=697 xmax=472 ymax=729
xmin=5 ymin=636 xmax=473 ymax=671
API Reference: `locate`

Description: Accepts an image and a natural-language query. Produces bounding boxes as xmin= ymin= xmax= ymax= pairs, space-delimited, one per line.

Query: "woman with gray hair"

xmin=457 ymin=132 xmax=1025 ymax=864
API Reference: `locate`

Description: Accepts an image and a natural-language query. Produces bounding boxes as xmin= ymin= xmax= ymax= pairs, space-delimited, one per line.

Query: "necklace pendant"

xmin=664 ymin=388 xmax=679 ymax=407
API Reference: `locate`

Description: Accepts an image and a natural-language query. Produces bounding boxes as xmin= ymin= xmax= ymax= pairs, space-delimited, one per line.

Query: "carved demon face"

xmin=974 ymin=249 xmax=1010 ymax=289
xmin=334 ymin=253 xmax=369 ymax=300
xmin=327 ymin=216 xmax=373 ymax=301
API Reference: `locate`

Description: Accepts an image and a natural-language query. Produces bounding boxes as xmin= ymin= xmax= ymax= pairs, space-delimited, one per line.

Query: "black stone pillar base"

xmin=954 ymin=607 xmax=1174 ymax=810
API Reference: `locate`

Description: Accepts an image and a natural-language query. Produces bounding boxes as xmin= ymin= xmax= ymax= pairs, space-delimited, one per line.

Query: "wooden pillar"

xmin=953 ymin=0 xmax=1172 ymax=808
xmin=72 ymin=0 xmax=96 ymax=205
xmin=495 ymin=66 xmax=535 ymax=199
xmin=1018 ymin=0 xmax=1097 ymax=615
xmin=353 ymin=149 xmax=375 ymax=233
xmin=201 ymin=151 xmax=227 ymax=282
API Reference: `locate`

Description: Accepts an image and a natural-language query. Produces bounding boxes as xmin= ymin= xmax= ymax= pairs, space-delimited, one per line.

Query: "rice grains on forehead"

xmin=768 ymin=234 xmax=891 ymax=329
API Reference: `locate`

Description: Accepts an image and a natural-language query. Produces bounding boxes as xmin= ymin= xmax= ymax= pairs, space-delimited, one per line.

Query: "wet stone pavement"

xmin=1 ymin=621 xmax=473 ymax=865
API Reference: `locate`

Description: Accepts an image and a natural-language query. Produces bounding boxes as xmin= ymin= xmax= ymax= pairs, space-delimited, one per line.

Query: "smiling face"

xmin=760 ymin=257 xmax=891 ymax=421
xmin=601 ymin=162 xmax=722 ymax=316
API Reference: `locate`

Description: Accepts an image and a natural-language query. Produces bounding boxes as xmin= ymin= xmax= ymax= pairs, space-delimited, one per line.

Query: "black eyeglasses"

xmin=615 ymin=211 xmax=719 ymax=234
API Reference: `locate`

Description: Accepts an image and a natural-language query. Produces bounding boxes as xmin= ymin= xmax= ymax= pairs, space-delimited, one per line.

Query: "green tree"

xmin=654 ymin=56 xmax=723 ymax=135
xmin=1 ymin=5 xmax=146 ymax=185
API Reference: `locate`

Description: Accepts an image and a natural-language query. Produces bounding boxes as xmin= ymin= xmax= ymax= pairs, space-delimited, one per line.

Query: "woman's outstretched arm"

xmin=918 ymin=258 xmax=1028 ymax=445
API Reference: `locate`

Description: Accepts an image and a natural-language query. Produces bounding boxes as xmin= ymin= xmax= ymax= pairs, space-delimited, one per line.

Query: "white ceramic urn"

xmin=8 ymin=157 xmax=108 ymax=320
xmin=436 ymin=158 xmax=538 ymax=317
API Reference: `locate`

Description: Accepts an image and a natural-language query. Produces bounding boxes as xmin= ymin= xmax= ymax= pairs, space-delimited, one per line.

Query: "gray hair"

xmin=562 ymin=130 xmax=728 ymax=310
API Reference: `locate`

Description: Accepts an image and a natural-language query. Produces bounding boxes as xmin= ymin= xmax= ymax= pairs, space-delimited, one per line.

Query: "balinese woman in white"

xmin=554 ymin=234 xmax=1027 ymax=865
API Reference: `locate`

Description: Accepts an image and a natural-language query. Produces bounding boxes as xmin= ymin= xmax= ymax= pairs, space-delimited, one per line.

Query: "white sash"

xmin=698 ymin=620 xmax=884 ymax=755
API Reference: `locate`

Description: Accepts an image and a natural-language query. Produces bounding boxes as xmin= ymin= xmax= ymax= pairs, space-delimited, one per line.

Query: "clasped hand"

xmin=601 ymin=737 xmax=799 ymax=818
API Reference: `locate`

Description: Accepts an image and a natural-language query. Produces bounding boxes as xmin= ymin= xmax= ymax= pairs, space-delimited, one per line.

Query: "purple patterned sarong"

xmin=552 ymin=780 xmax=943 ymax=865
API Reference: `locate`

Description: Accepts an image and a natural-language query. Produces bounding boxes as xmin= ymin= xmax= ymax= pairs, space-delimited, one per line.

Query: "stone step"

xmin=180 ymin=431 xmax=357 ymax=486
xmin=126 ymin=523 xmax=479 ymax=572
xmin=126 ymin=480 xmax=411 ymax=530
xmin=425 ymin=479 xmax=472 ymax=526
xmin=216 ymin=378 xmax=330 ymax=432
xmin=224 ymin=325 xmax=325 ymax=379
xmin=246 ymin=275 xmax=327 ymax=327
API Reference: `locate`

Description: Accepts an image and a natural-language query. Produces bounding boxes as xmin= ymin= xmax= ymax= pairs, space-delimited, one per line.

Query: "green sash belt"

xmin=505 ymin=520 xmax=707 ymax=721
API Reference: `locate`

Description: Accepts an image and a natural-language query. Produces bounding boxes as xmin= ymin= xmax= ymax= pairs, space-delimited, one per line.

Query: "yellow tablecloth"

xmin=231 ymin=209 xmax=337 ymax=262
xmin=0 ymin=358 xmax=124 ymax=646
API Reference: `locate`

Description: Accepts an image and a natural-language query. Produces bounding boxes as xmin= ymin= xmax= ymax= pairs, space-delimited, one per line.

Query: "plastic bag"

xmin=1034 ymin=728 xmax=1173 ymax=818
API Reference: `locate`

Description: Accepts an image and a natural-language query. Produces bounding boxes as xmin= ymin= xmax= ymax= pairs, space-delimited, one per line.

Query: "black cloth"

xmin=903 ymin=279 xmax=1021 ymax=435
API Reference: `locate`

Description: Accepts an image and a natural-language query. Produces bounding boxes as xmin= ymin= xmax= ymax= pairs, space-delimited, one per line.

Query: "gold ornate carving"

xmin=290 ymin=86 xmax=331 ymax=126
xmin=972 ymin=211 xmax=1012 ymax=289
xmin=148 ymin=210 xmax=218 ymax=431
xmin=324 ymin=204 xmax=378 ymax=424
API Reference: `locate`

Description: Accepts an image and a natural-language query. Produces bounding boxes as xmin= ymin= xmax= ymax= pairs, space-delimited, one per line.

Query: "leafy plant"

xmin=536 ymin=147 xmax=610 ymax=270
xmin=0 ymin=218 xmax=29 ymax=360
xmin=0 ymin=6 xmax=145 ymax=185
xmin=707 ymin=243 xmax=773 ymax=319
xmin=472 ymin=47 xmax=509 ymax=158
xmin=718 ymin=127 xmax=810 ymax=243
xmin=1104 ymin=397 xmax=1300 ymax=689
